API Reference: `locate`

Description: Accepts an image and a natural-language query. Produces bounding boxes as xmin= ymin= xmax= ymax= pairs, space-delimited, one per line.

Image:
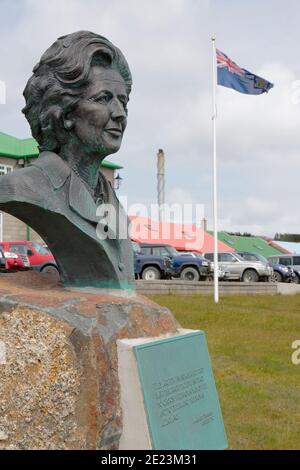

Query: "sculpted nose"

xmin=111 ymin=99 xmax=126 ymax=122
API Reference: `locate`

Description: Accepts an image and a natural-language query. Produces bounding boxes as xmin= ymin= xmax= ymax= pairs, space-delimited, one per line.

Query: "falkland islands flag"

xmin=217 ymin=49 xmax=274 ymax=95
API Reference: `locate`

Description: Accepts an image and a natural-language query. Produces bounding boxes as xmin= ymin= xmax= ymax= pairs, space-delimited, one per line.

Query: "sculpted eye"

xmin=119 ymin=96 xmax=128 ymax=112
xmin=98 ymin=93 xmax=112 ymax=103
xmin=89 ymin=92 xmax=112 ymax=103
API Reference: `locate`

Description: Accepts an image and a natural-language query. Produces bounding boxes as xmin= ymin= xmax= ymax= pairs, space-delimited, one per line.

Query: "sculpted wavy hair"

xmin=22 ymin=31 xmax=132 ymax=153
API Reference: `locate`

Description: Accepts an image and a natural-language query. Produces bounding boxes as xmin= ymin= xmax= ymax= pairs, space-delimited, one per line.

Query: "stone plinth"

xmin=0 ymin=272 xmax=179 ymax=450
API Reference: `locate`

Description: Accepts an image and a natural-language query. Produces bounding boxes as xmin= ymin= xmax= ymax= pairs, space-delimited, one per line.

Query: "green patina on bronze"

xmin=0 ymin=31 xmax=134 ymax=290
xmin=134 ymin=332 xmax=228 ymax=450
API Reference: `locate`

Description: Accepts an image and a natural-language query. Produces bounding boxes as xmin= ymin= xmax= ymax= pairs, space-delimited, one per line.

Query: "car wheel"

xmin=40 ymin=265 xmax=59 ymax=275
xmin=180 ymin=267 xmax=200 ymax=281
xmin=291 ymin=274 xmax=300 ymax=284
xmin=272 ymin=271 xmax=283 ymax=283
xmin=242 ymin=269 xmax=259 ymax=283
xmin=142 ymin=266 xmax=161 ymax=281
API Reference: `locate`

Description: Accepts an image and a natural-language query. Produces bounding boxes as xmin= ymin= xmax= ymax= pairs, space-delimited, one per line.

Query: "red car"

xmin=0 ymin=241 xmax=58 ymax=273
xmin=0 ymin=246 xmax=30 ymax=271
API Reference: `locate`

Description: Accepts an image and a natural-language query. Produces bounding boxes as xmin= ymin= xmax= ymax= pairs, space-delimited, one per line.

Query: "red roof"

xmin=129 ymin=216 xmax=234 ymax=253
xmin=267 ymin=240 xmax=292 ymax=254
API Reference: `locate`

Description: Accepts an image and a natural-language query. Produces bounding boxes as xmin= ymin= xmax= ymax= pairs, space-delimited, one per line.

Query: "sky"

xmin=1 ymin=0 xmax=300 ymax=237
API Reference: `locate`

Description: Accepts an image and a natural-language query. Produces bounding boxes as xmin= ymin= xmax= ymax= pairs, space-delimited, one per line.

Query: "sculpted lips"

xmin=104 ymin=127 xmax=122 ymax=137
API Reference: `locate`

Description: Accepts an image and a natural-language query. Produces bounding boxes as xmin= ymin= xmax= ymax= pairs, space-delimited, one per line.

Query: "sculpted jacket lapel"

xmin=33 ymin=152 xmax=128 ymax=239
xmin=33 ymin=151 xmax=99 ymax=224
xmin=69 ymin=172 xmax=99 ymax=224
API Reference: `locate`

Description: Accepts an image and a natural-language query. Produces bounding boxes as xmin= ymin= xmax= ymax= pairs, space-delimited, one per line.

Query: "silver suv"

xmin=267 ymin=254 xmax=300 ymax=284
xmin=203 ymin=252 xmax=273 ymax=282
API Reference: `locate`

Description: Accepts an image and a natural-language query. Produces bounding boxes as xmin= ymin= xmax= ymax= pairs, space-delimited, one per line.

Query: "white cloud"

xmin=168 ymin=187 xmax=195 ymax=205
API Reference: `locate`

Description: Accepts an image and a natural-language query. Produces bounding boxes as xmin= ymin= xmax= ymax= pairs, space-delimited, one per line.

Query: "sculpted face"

xmin=68 ymin=65 xmax=128 ymax=157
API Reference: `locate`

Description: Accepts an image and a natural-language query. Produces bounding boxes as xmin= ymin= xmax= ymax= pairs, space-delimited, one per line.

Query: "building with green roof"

xmin=0 ymin=131 xmax=122 ymax=170
xmin=0 ymin=132 xmax=123 ymax=241
xmin=216 ymin=232 xmax=285 ymax=258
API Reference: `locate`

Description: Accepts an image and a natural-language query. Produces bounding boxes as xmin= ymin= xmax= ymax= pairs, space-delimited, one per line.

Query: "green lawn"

xmin=147 ymin=294 xmax=300 ymax=450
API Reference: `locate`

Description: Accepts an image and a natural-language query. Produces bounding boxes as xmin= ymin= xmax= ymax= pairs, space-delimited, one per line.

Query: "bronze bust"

xmin=0 ymin=31 xmax=134 ymax=289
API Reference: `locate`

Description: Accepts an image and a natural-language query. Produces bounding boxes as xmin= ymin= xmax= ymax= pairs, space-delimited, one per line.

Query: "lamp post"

xmin=114 ymin=173 xmax=123 ymax=190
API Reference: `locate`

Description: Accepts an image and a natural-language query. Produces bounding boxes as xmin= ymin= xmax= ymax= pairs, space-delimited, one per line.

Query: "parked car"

xmin=0 ymin=240 xmax=58 ymax=274
xmin=206 ymin=267 xmax=230 ymax=281
xmin=271 ymin=264 xmax=295 ymax=283
xmin=177 ymin=251 xmax=229 ymax=281
xmin=203 ymin=251 xmax=273 ymax=282
xmin=139 ymin=244 xmax=210 ymax=281
xmin=238 ymin=251 xmax=294 ymax=283
xmin=0 ymin=246 xmax=30 ymax=272
xmin=132 ymin=242 xmax=172 ymax=280
xmin=267 ymin=254 xmax=300 ymax=284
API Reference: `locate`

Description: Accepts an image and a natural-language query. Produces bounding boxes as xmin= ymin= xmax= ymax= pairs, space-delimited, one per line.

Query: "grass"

xmin=147 ymin=293 xmax=300 ymax=450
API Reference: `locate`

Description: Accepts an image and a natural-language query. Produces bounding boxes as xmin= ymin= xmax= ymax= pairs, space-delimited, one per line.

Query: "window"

xmin=256 ymin=254 xmax=268 ymax=263
xmin=0 ymin=164 xmax=13 ymax=176
xmin=234 ymin=253 xmax=244 ymax=261
xmin=166 ymin=246 xmax=179 ymax=256
xmin=9 ymin=244 xmax=28 ymax=255
xmin=141 ymin=247 xmax=152 ymax=255
xmin=292 ymin=257 xmax=300 ymax=265
xmin=31 ymin=242 xmax=49 ymax=255
xmin=131 ymin=242 xmax=141 ymax=254
xmin=279 ymin=257 xmax=292 ymax=266
xmin=241 ymin=253 xmax=257 ymax=261
xmin=153 ymin=247 xmax=169 ymax=257
xmin=220 ymin=253 xmax=236 ymax=262
xmin=204 ymin=253 xmax=213 ymax=261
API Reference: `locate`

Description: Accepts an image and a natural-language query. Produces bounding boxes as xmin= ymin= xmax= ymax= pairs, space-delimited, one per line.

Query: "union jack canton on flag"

xmin=217 ymin=49 xmax=274 ymax=95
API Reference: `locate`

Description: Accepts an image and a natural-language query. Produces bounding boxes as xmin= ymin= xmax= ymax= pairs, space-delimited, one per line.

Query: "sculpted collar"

xmin=32 ymin=151 xmax=111 ymax=224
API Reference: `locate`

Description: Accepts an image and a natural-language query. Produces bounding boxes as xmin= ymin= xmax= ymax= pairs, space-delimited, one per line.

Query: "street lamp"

xmin=114 ymin=173 xmax=123 ymax=190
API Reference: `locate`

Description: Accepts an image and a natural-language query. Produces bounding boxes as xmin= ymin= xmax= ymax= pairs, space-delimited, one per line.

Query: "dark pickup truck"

xmin=132 ymin=242 xmax=172 ymax=280
xmin=139 ymin=243 xmax=210 ymax=281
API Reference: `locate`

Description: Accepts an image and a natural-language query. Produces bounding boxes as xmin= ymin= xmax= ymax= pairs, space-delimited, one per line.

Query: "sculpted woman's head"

xmin=22 ymin=31 xmax=132 ymax=160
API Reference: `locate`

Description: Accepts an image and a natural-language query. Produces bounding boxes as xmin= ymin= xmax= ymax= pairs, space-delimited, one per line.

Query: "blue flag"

xmin=217 ymin=49 xmax=273 ymax=95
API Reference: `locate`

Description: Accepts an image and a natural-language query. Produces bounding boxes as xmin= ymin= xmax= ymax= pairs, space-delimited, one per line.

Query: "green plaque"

xmin=134 ymin=331 xmax=227 ymax=450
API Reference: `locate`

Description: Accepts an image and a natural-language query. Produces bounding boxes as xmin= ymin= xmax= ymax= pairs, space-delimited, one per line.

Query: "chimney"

xmin=157 ymin=149 xmax=165 ymax=222
xmin=201 ymin=217 xmax=207 ymax=232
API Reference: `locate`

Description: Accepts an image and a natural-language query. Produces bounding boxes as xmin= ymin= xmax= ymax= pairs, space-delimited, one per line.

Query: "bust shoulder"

xmin=30 ymin=151 xmax=71 ymax=189
xmin=0 ymin=151 xmax=71 ymax=205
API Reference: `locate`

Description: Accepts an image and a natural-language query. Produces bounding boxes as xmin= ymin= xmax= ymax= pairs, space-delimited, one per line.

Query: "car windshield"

xmin=255 ymin=253 xmax=268 ymax=263
xmin=31 ymin=242 xmax=50 ymax=255
xmin=233 ymin=253 xmax=244 ymax=261
xmin=241 ymin=253 xmax=268 ymax=263
xmin=131 ymin=242 xmax=141 ymax=254
xmin=166 ymin=246 xmax=179 ymax=256
xmin=193 ymin=252 xmax=204 ymax=258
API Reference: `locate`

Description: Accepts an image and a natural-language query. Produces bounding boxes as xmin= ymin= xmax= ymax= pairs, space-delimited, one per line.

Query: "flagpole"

xmin=211 ymin=37 xmax=219 ymax=303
